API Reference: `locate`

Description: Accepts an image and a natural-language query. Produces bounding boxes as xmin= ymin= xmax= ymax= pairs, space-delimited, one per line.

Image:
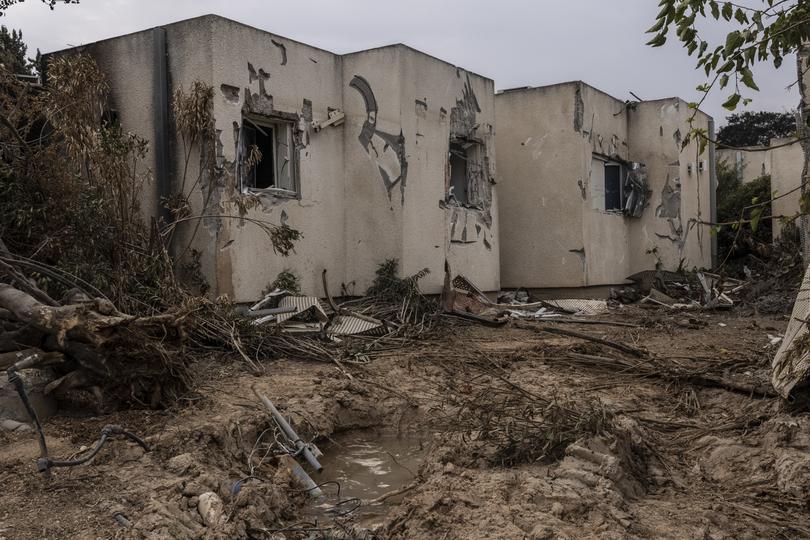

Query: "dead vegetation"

xmin=437 ymin=354 xmax=614 ymax=466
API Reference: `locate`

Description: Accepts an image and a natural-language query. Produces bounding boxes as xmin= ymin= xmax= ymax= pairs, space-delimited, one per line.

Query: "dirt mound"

xmin=696 ymin=415 xmax=810 ymax=500
xmin=384 ymin=416 xmax=651 ymax=539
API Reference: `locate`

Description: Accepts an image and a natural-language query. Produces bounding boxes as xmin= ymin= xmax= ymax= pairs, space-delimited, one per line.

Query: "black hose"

xmin=40 ymin=425 xmax=151 ymax=470
xmin=7 ymin=356 xmax=151 ymax=474
xmin=7 ymin=365 xmax=49 ymax=466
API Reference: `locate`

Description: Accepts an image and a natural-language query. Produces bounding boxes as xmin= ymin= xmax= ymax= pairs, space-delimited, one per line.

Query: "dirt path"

xmin=1 ymin=307 xmax=808 ymax=539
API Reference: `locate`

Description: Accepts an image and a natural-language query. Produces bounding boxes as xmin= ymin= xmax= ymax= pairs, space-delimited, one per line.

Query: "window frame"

xmin=446 ymin=137 xmax=486 ymax=210
xmin=603 ymin=161 xmax=624 ymax=212
xmin=239 ymin=113 xmax=299 ymax=197
xmin=592 ymin=155 xmax=627 ymax=214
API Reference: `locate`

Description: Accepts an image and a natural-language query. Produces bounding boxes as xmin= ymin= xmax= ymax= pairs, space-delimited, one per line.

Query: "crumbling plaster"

xmin=210 ymin=17 xmax=346 ymax=301
xmin=344 ymin=45 xmax=500 ymax=295
xmin=627 ymin=99 xmax=712 ymax=274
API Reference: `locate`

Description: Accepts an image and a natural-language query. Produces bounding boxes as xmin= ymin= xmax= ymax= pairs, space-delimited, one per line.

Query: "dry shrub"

xmin=437 ymin=362 xmax=613 ymax=466
xmin=0 ymin=54 xmax=169 ymax=313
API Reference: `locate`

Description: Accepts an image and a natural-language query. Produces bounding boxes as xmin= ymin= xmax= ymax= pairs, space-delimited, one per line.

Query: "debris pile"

xmin=613 ymin=269 xmax=743 ymax=310
xmin=444 ymin=272 xmax=608 ymax=324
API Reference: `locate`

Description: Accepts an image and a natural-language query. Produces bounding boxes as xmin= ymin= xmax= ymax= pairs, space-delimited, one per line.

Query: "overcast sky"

xmin=3 ymin=0 xmax=799 ymax=126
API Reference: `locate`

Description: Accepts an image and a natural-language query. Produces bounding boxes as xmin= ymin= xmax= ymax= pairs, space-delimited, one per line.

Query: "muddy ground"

xmin=1 ymin=304 xmax=809 ymax=539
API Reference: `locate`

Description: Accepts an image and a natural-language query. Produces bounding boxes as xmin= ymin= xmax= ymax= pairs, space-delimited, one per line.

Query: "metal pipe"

xmin=252 ymin=387 xmax=323 ymax=472
xmin=278 ymin=455 xmax=323 ymax=498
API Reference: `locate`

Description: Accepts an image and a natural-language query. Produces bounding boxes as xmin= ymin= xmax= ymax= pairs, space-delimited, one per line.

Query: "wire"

xmin=42 ymin=425 xmax=151 ymax=470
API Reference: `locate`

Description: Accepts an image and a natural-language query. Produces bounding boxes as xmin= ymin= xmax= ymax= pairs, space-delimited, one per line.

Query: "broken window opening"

xmin=592 ymin=156 xmax=648 ymax=217
xmin=447 ymin=139 xmax=486 ymax=209
xmin=604 ymin=162 xmax=624 ymax=212
xmin=239 ymin=115 xmax=297 ymax=195
xmin=449 ymin=141 xmax=469 ymax=205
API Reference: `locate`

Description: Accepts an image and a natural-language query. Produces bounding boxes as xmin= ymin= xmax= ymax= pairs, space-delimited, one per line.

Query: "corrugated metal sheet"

xmin=276 ymin=296 xmax=329 ymax=323
xmin=543 ymin=299 xmax=608 ymax=315
xmin=328 ymin=314 xmax=385 ymax=336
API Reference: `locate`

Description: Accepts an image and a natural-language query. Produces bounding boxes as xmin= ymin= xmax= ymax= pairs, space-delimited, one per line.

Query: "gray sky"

xmin=3 ymin=0 xmax=799 ymax=126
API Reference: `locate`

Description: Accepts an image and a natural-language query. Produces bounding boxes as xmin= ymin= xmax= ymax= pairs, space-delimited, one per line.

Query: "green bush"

xmin=715 ymin=160 xmax=772 ymax=260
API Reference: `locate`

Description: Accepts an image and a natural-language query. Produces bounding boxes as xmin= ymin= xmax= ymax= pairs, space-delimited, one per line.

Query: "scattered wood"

xmin=364 ymin=481 xmax=417 ymax=506
xmin=518 ymin=322 xmax=647 ymax=358
xmin=537 ymin=317 xmax=641 ymax=328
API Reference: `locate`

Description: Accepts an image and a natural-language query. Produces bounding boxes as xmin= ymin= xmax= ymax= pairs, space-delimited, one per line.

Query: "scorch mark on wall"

xmin=271 ymin=39 xmax=288 ymax=65
xmin=349 ymin=75 xmax=408 ymax=205
xmin=220 ymin=84 xmax=240 ymax=103
xmin=244 ymin=62 xmax=273 ymax=115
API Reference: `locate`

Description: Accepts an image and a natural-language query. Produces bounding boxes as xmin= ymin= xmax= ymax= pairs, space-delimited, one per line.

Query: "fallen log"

xmin=0 ymin=348 xmax=64 ymax=370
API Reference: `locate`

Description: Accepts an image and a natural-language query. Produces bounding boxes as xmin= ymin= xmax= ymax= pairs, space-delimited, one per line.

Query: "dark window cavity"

xmin=240 ymin=116 xmax=296 ymax=194
xmin=449 ymin=141 xmax=469 ymax=205
xmin=604 ymin=163 xmax=623 ymax=211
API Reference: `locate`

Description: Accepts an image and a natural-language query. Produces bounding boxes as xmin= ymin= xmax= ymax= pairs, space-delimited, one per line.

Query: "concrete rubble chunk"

xmin=197 ymin=492 xmax=223 ymax=527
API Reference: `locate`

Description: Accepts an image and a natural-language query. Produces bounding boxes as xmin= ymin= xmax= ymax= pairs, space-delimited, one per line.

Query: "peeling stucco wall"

xmin=344 ymin=45 xmax=500 ymax=294
xmin=210 ymin=17 xmax=345 ymax=300
xmin=349 ymin=74 xmax=408 ymax=204
xmin=627 ymin=98 xmax=712 ymax=273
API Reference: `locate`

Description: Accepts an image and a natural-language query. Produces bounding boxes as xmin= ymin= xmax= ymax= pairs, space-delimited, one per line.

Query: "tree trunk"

xmin=797 ymin=42 xmax=810 ymax=267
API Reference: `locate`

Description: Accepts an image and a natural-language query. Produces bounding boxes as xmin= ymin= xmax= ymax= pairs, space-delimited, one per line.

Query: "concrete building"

xmin=769 ymin=139 xmax=804 ymax=241
xmin=717 ymin=140 xmax=804 ymax=241
xmin=717 ymin=146 xmax=771 ymax=185
xmin=47 ymin=16 xmax=728 ymax=301
xmin=495 ymin=82 xmax=716 ymax=294
xmin=48 ymin=14 xmax=500 ymax=302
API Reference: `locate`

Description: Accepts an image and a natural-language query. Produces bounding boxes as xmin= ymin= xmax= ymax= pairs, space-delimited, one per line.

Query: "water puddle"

xmin=308 ymin=431 xmax=428 ymax=527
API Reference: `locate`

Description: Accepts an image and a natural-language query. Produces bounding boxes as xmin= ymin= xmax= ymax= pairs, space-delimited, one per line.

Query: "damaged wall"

xmin=496 ymin=82 xmax=714 ymax=291
xmin=209 ymin=17 xmax=346 ymax=300
xmin=61 ymin=15 xmax=499 ymax=301
xmin=343 ymin=45 xmax=499 ymax=295
xmin=495 ymin=82 xmax=634 ymax=289
xmin=627 ymin=98 xmax=712 ymax=274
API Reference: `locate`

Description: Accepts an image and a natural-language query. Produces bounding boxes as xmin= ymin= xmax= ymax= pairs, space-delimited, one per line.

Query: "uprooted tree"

xmin=0 ymin=53 xmax=300 ymax=409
